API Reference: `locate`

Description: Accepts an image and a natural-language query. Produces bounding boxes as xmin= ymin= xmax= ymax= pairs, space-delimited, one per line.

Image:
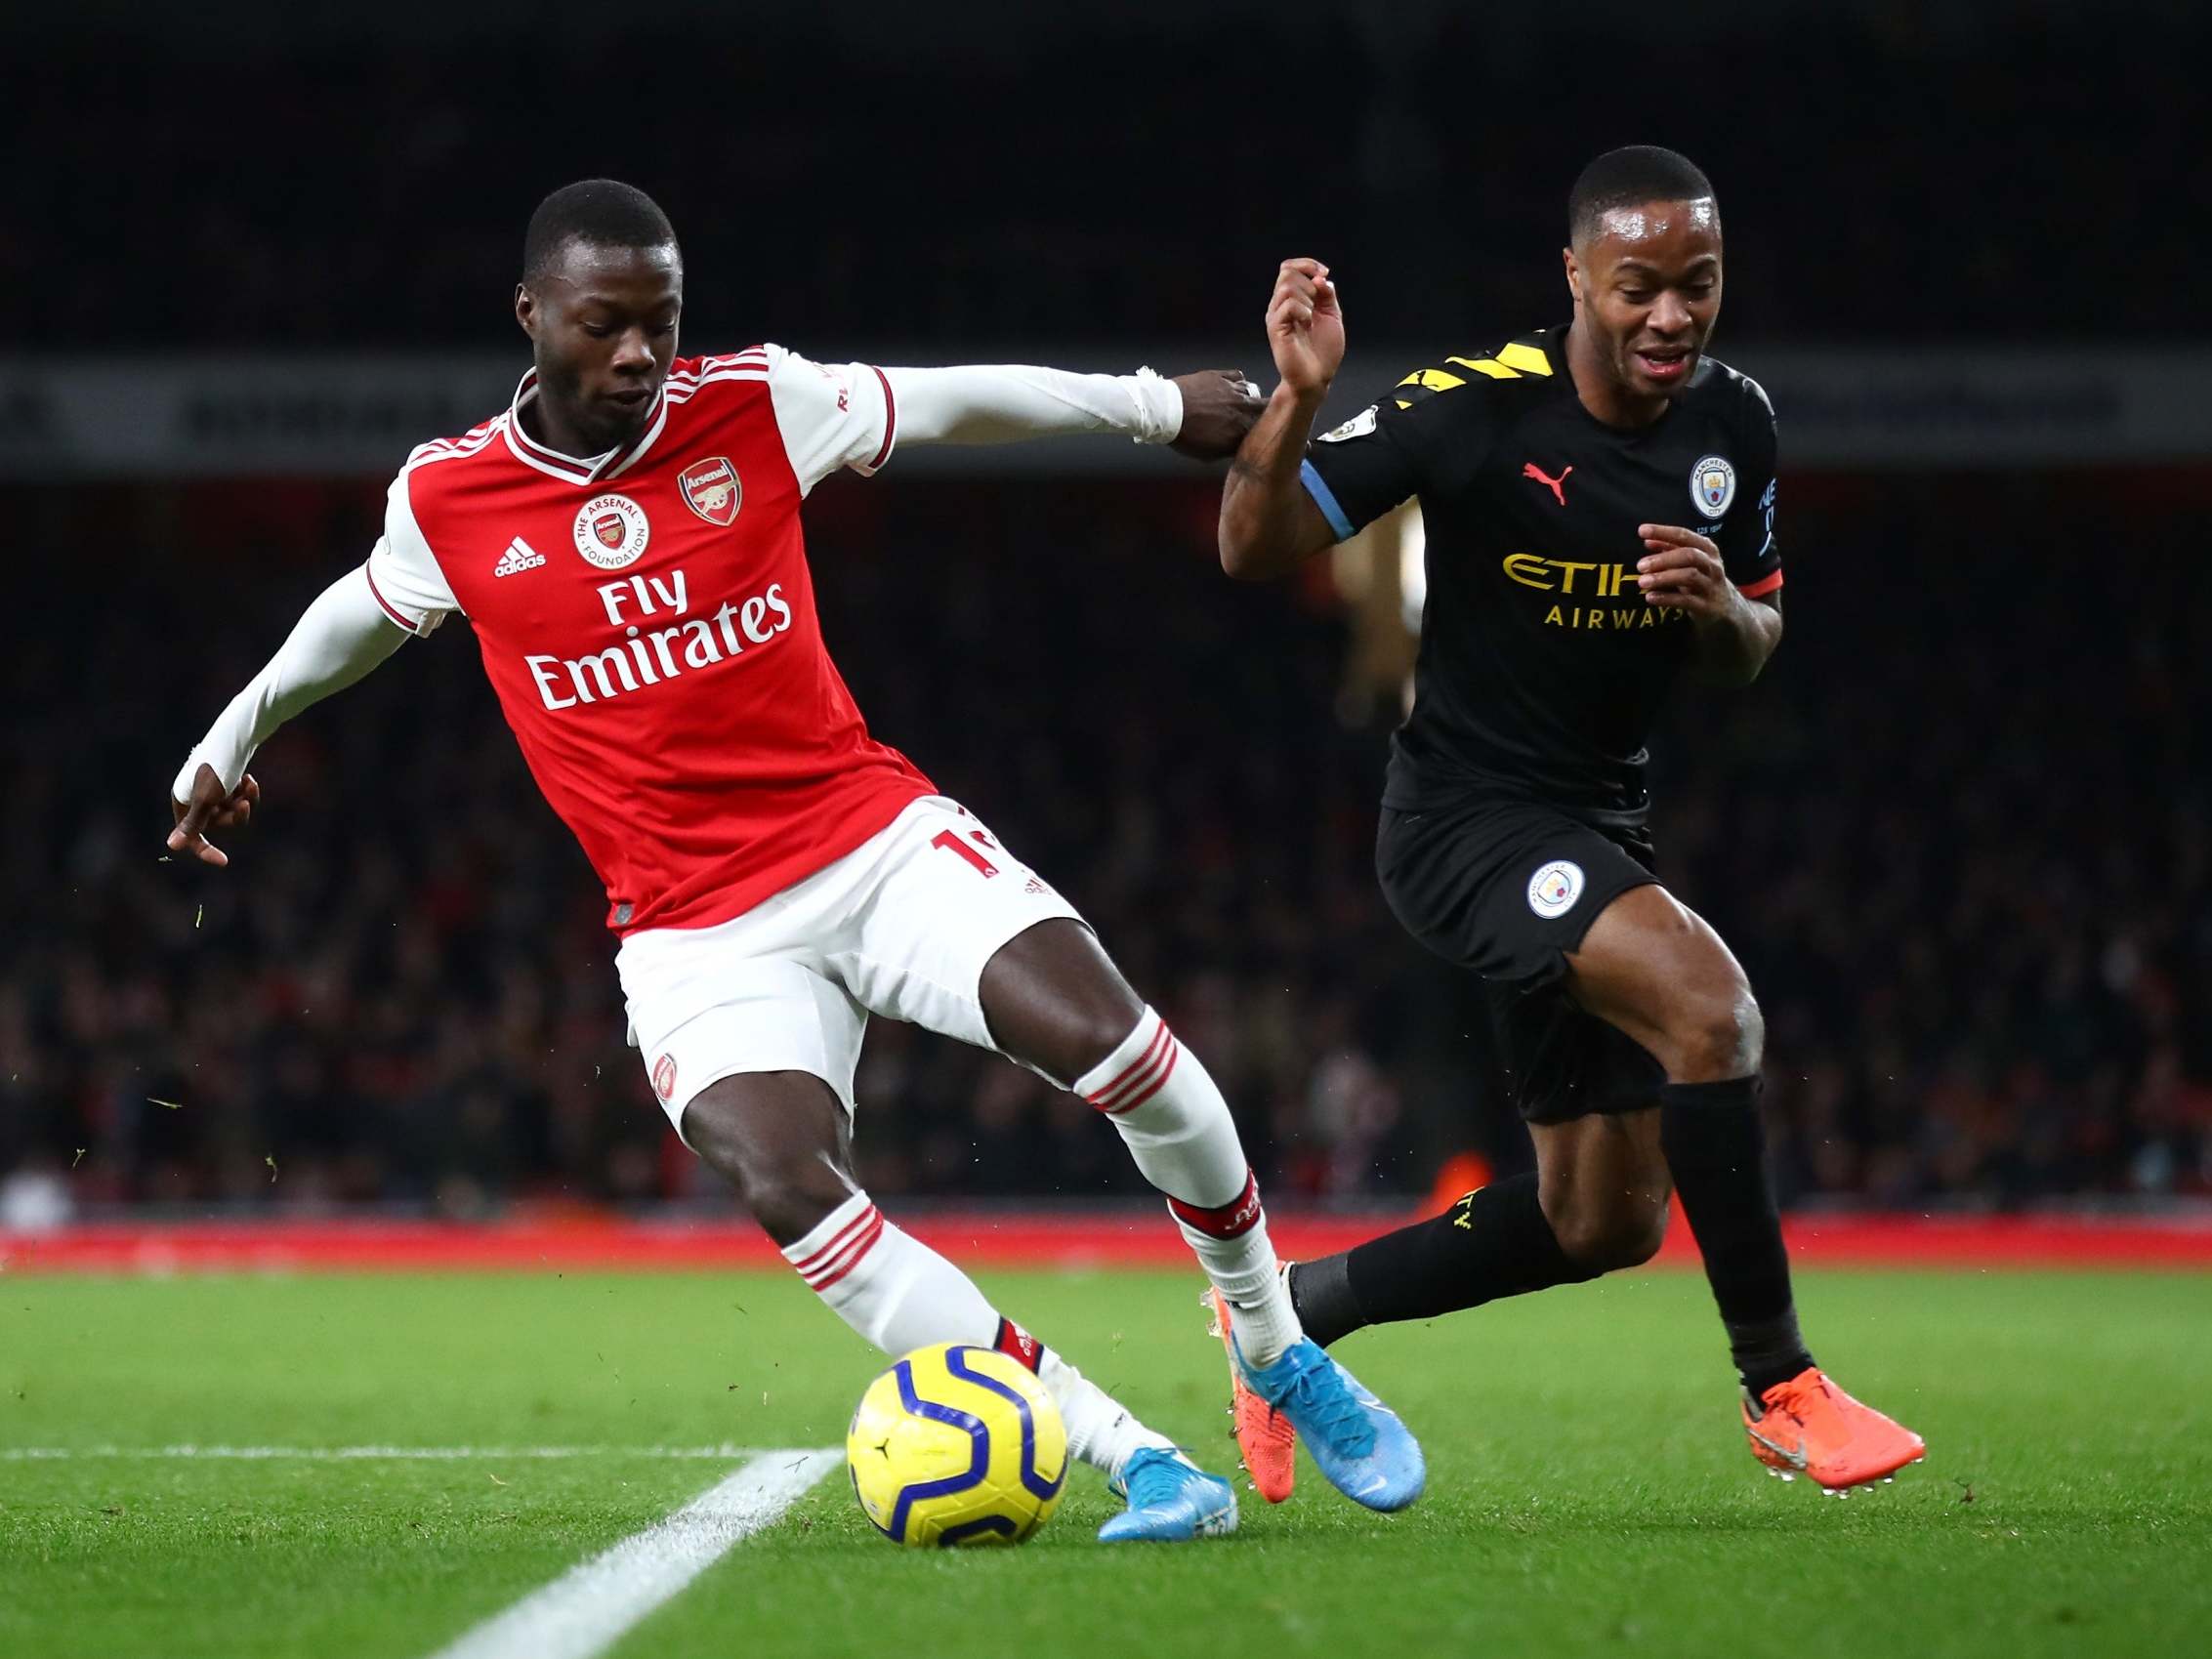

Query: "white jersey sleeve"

xmin=883 ymin=363 xmax=1183 ymax=447
xmin=763 ymin=343 xmax=897 ymax=496
xmin=363 ymin=465 xmax=462 ymax=631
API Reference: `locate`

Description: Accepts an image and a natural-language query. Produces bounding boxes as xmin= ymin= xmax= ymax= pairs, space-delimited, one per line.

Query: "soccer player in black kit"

xmin=1210 ymin=146 xmax=1924 ymax=1501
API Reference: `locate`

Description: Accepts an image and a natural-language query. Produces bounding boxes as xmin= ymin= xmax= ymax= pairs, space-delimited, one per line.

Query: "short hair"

xmin=522 ymin=179 xmax=679 ymax=284
xmin=1568 ymin=146 xmax=1717 ymax=247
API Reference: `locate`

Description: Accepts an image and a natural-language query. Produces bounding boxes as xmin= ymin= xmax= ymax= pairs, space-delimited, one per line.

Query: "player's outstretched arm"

xmin=1219 ymin=259 xmax=1343 ymax=581
xmin=166 ymin=566 xmax=413 ymax=866
xmin=882 ymin=364 xmax=1261 ymax=458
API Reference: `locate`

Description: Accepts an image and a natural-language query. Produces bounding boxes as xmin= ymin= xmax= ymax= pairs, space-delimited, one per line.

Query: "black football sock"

xmin=1656 ymin=1075 xmax=1816 ymax=1397
xmin=1285 ymin=1253 xmax=1361 ymax=1349
xmin=1729 ymin=1309 xmax=1815 ymax=1403
xmin=1288 ymin=1173 xmax=1598 ymax=1348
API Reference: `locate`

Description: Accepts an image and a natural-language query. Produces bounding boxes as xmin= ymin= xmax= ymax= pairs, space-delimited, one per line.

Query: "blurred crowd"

xmin=9 ymin=3 xmax=2202 ymax=354
xmin=1659 ymin=472 xmax=2212 ymax=1208
xmin=1 ymin=468 xmax=2206 ymax=1220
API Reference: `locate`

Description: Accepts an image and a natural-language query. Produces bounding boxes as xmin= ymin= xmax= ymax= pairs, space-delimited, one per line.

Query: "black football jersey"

xmin=1303 ymin=325 xmax=1782 ymax=829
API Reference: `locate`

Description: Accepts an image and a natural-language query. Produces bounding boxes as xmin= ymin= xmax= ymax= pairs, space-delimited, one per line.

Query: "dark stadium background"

xmin=3 ymin=0 xmax=2207 ymax=1229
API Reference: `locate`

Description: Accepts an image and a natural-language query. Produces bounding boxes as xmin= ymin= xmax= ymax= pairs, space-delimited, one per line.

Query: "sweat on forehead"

xmin=1565 ymin=145 xmax=1718 ymax=247
xmin=1583 ymin=198 xmax=1722 ymax=251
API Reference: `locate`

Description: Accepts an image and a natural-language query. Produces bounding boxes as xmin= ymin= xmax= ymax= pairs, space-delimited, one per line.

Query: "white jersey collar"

xmin=502 ymin=369 xmax=670 ymax=485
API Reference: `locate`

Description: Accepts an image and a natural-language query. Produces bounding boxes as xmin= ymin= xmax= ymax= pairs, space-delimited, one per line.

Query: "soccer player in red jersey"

xmin=167 ymin=180 xmax=1423 ymax=1540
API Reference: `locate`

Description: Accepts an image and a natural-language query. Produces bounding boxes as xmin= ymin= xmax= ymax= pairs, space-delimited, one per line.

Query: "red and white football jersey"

xmin=364 ymin=347 xmax=935 ymax=934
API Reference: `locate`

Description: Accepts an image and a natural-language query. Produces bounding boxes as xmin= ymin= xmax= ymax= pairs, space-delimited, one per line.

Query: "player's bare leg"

xmin=1273 ymin=888 xmax=1920 ymax=1492
xmin=1565 ymin=884 xmax=1924 ymax=1491
xmin=681 ymin=1071 xmax=1233 ymax=1541
xmin=979 ymin=920 xmax=1424 ymax=1512
xmin=1534 ymin=1108 xmax=1673 ymax=1266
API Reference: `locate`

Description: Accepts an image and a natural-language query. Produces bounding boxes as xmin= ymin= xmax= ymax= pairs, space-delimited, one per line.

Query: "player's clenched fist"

xmin=1267 ymin=258 xmax=1343 ymax=397
xmin=1635 ymin=524 xmax=1737 ymax=619
xmin=168 ymin=763 xmax=259 ymax=868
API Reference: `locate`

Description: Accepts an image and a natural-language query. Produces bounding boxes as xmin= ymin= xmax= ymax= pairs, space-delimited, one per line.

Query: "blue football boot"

xmin=1236 ymin=1338 xmax=1425 ymax=1512
xmin=1097 ymin=1446 xmax=1239 ymax=1543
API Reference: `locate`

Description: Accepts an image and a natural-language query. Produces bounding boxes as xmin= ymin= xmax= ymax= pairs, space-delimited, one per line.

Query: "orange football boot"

xmin=1205 ymin=1286 xmax=1298 ymax=1503
xmin=1743 ymin=1366 xmax=1926 ymax=1495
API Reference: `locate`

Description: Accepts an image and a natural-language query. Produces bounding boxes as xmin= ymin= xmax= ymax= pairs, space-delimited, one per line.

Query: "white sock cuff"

xmin=1072 ymin=1006 xmax=1180 ymax=1115
xmin=781 ymin=1190 xmax=884 ymax=1292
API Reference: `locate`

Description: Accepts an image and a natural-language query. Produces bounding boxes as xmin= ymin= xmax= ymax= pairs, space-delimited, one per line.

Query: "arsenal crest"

xmin=573 ymin=492 xmax=649 ymax=569
xmin=679 ymin=457 xmax=742 ymax=527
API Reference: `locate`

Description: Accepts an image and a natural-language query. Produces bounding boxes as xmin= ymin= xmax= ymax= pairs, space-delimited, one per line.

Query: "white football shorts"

xmin=615 ymin=795 xmax=1085 ymax=1136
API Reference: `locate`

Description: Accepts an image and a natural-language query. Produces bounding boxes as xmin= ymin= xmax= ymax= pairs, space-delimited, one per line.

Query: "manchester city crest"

xmin=1527 ymin=859 xmax=1586 ymax=920
xmin=1690 ymin=455 xmax=1736 ymax=516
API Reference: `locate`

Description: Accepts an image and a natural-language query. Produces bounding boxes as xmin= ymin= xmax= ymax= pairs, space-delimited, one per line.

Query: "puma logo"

xmin=1523 ymin=461 xmax=1572 ymax=506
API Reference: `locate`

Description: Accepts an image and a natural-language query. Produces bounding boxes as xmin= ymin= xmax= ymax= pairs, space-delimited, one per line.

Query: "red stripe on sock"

xmin=1093 ymin=1027 xmax=1176 ymax=1112
xmin=803 ymin=1212 xmax=883 ymax=1288
xmin=993 ymin=1317 xmax=1045 ymax=1373
xmin=807 ymin=1212 xmax=886 ymax=1292
xmin=1101 ymin=1038 xmax=1180 ymax=1115
xmin=1087 ymin=1020 xmax=1168 ymax=1106
xmin=1167 ymin=1171 xmax=1263 ymax=1239
xmin=789 ymin=1205 xmax=878 ymax=1277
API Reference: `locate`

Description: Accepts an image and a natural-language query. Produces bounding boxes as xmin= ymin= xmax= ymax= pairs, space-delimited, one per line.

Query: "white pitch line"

xmin=422 ymin=1447 xmax=838 ymax=1659
xmin=0 ymin=1444 xmax=773 ymax=1462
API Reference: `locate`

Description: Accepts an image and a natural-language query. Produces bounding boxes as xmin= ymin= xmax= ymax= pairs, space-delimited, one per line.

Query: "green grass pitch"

xmin=3 ymin=1266 xmax=2207 ymax=1658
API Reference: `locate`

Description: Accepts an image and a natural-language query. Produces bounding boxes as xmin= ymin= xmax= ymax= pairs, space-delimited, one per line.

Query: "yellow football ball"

xmin=846 ymin=1342 xmax=1068 ymax=1547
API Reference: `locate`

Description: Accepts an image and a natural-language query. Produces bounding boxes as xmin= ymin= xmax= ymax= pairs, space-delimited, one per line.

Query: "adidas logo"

xmin=493 ymin=537 xmax=547 ymax=578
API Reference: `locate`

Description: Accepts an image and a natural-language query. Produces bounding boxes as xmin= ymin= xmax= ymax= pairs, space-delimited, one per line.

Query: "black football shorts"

xmin=1376 ymin=798 xmax=1663 ymax=1125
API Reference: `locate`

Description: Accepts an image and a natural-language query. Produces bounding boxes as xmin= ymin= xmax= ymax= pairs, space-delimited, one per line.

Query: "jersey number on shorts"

xmin=932 ymin=828 xmax=1000 ymax=878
